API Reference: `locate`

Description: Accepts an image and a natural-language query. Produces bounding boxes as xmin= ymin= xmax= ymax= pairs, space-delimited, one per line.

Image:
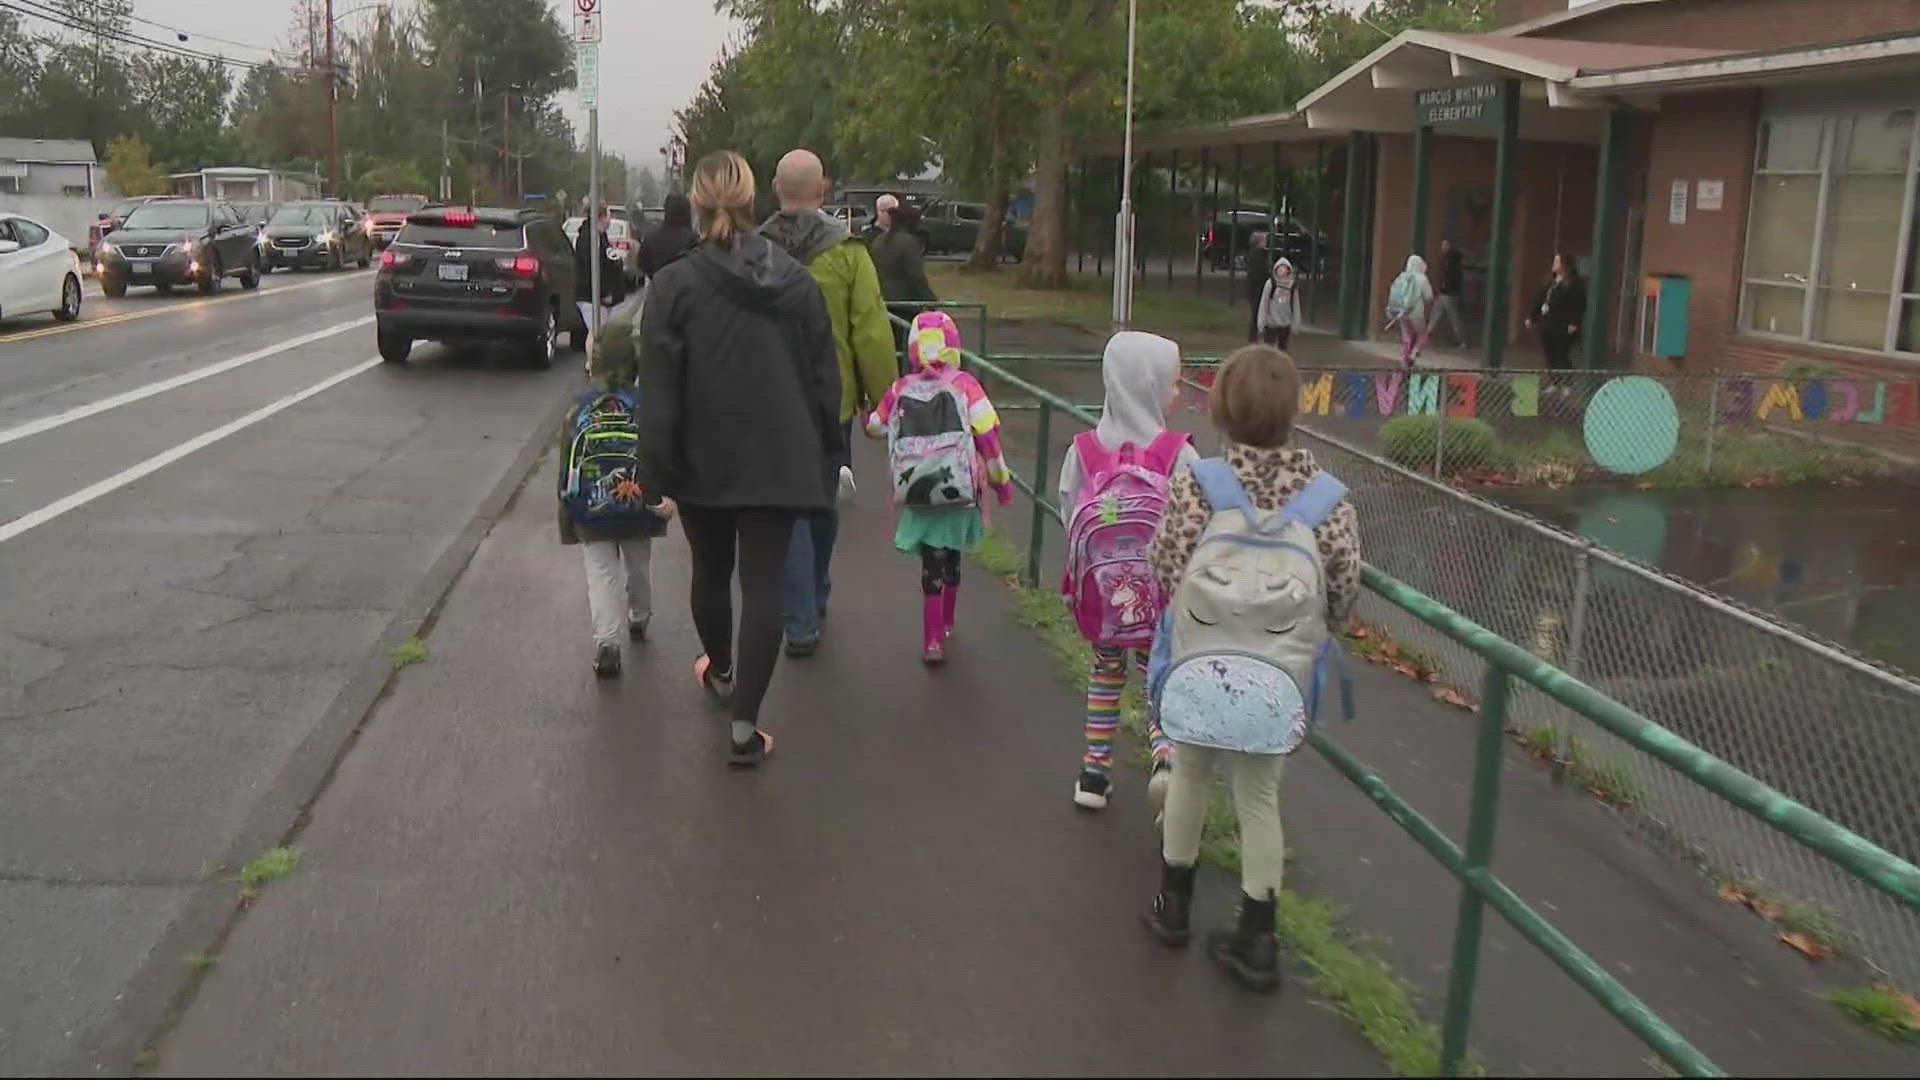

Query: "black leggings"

xmin=919 ymin=547 xmax=961 ymax=595
xmin=679 ymin=504 xmax=796 ymax=727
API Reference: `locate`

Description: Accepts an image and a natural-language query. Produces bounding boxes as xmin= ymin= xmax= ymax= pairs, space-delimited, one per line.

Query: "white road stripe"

xmin=0 ymin=357 xmax=384 ymax=545
xmin=0 ymin=316 xmax=373 ymax=448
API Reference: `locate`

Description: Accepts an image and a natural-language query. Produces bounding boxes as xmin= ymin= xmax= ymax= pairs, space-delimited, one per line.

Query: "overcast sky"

xmin=123 ymin=0 xmax=738 ymax=176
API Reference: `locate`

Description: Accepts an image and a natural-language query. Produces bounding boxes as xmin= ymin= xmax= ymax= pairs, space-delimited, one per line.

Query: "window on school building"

xmin=1741 ymin=109 xmax=1920 ymax=356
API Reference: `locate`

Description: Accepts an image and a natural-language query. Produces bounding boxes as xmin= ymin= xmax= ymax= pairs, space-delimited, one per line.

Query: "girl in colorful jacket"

xmin=865 ymin=311 xmax=1014 ymax=664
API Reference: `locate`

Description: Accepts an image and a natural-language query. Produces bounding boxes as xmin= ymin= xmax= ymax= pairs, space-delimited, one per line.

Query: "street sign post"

xmin=576 ymin=1 xmax=602 ymax=340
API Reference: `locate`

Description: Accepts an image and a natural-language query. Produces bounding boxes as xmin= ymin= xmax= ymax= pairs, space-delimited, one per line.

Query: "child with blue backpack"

xmin=1140 ymin=343 xmax=1360 ymax=992
xmin=1058 ymin=331 xmax=1198 ymax=813
xmin=865 ymin=310 xmax=1013 ymax=664
xmin=558 ymin=306 xmax=674 ymax=678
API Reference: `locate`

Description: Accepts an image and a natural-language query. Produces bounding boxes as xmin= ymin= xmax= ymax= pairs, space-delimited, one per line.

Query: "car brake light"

xmin=380 ymin=249 xmax=408 ymax=268
xmin=442 ymin=210 xmax=477 ymax=227
xmin=512 ymin=253 xmax=538 ymax=277
xmin=1207 ymin=229 xmax=1217 ymax=246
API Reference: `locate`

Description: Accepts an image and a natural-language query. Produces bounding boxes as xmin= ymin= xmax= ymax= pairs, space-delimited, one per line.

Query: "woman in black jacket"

xmin=637 ymin=192 xmax=697 ymax=281
xmin=638 ymin=150 xmax=843 ymax=766
xmin=1526 ymin=252 xmax=1587 ymax=371
xmin=868 ymin=201 xmax=937 ymax=374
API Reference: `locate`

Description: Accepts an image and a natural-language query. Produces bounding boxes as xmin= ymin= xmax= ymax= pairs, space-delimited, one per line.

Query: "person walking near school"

xmin=1140 ymin=343 xmax=1360 ymax=992
xmin=637 ymin=192 xmax=698 ymax=283
xmin=637 ymin=150 xmax=843 ymax=767
xmin=865 ymin=310 xmax=1013 ymax=665
xmin=1385 ymin=254 xmax=1435 ymax=369
xmin=1526 ymin=252 xmax=1587 ymax=372
xmin=1057 ymin=331 xmax=1198 ymax=813
xmin=1243 ymin=232 xmax=1271 ymax=344
xmin=559 ymin=302 xmax=669 ymax=679
xmin=760 ymin=149 xmax=898 ymax=659
xmin=870 ymin=201 xmax=938 ymax=376
xmin=1427 ymin=238 xmax=1468 ymax=348
xmin=1255 ymin=256 xmax=1303 ymax=350
xmin=574 ymin=204 xmax=627 ymax=335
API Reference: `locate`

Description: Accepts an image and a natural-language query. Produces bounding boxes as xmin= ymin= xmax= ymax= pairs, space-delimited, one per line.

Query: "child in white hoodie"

xmin=1058 ymin=331 xmax=1200 ymax=813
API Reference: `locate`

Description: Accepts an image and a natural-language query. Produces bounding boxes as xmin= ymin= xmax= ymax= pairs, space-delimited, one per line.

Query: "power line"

xmin=1 ymin=0 xmax=272 ymax=71
xmin=123 ymin=9 xmax=277 ymax=57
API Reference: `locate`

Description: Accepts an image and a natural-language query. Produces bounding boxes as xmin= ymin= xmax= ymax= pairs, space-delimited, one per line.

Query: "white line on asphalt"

xmin=0 ymin=269 xmax=375 ymax=343
xmin=0 ymin=357 xmax=384 ymax=545
xmin=0 ymin=316 xmax=373 ymax=448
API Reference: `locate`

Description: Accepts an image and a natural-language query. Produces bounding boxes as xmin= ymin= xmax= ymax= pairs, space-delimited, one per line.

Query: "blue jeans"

xmin=782 ymin=420 xmax=852 ymax=643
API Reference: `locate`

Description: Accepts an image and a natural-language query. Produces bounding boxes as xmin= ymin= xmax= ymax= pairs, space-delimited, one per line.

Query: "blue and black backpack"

xmin=561 ymin=387 xmax=661 ymax=530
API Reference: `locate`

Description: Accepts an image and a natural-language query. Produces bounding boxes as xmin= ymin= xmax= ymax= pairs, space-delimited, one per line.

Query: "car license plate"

xmin=437 ymin=263 xmax=468 ymax=282
xmin=129 ymin=259 xmax=153 ymax=272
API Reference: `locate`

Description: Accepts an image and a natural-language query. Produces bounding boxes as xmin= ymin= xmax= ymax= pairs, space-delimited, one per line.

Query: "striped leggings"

xmin=1084 ymin=645 xmax=1171 ymax=772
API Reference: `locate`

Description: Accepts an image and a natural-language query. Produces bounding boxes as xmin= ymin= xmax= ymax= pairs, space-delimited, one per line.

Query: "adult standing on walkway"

xmin=638 ymin=192 xmax=698 ymax=283
xmin=1426 ymin=238 xmax=1468 ymax=348
xmin=759 ymin=148 xmax=897 ymax=658
xmin=1526 ymin=252 xmax=1586 ymax=372
xmin=870 ymin=200 xmax=938 ymax=375
xmin=637 ymin=150 xmax=843 ymax=767
xmin=574 ymin=204 xmax=627 ymax=333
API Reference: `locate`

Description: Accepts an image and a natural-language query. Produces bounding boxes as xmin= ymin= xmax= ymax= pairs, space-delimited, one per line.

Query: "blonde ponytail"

xmin=690 ymin=151 xmax=756 ymax=247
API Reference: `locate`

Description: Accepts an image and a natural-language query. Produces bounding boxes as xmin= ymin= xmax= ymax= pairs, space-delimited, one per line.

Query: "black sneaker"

xmin=694 ymin=655 xmax=734 ymax=706
xmin=593 ymin=642 xmax=622 ymax=679
xmin=784 ymin=633 xmax=819 ymax=658
xmin=628 ymin=616 xmax=649 ymax=642
xmin=1073 ymin=766 xmax=1112 ymax=811
xmin=728 ymin=728 xmax=773 ymax=768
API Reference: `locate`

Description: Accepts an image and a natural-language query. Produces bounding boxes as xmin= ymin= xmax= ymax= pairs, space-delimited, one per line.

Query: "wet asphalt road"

xmin=0 ymin=267 xmax=580 ymax=1073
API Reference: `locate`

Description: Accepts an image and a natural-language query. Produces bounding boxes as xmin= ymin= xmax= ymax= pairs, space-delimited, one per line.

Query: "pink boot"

xmin=941 ymin=582 xmax=959 ymax=639
xmin=922 ymin=593 xmax=946 ymax=665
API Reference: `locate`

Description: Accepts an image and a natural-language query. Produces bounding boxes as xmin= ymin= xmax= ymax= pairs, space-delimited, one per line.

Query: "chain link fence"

xmin=981 ymin=350 xmax=1920 ymax=992
xmin=1295 ymin=424 xmax=1920 ymax=994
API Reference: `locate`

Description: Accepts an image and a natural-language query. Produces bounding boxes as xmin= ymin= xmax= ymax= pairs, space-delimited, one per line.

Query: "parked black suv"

xmin=373 ymin=206 xmax=584 ymax=366
xmin=259 ymin=200 xmax=374 ymax=272
xmin=95 ymin=199 xmax=262 ymax=297
xmin=1201 ymin=210 xmax=1338 ymax=276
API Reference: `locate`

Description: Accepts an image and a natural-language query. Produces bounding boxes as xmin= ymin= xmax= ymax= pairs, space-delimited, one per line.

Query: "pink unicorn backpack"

xmin=1064 ymin=429 xmax=1191 ymax=648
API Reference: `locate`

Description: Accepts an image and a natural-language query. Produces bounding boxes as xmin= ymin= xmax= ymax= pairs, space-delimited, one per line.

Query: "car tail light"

xmin=1207 ymin=228 xmax=1217 ymax=246
xmin=380 ymin=249 xmax=409 ymax=268
xmin=441 ymin=210 xmax=477 ymax=226
xmin=511 ymin=253 xmax=538 ymax=277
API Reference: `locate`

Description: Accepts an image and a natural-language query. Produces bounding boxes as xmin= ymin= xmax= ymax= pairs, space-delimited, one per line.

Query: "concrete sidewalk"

xmin=153 ymin=437 xmax=1385 ymax=1076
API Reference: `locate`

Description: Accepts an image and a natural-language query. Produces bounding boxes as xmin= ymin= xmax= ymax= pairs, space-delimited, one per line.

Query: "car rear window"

xmin=395 ymin=221 xmax=523 ymax=248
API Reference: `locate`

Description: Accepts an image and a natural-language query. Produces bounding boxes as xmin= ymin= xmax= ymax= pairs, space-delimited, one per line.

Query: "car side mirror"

xmin=0 ymin=240 xmax=19 ymax=254
xmin=97 ymin=212 xmax=110 ymax=220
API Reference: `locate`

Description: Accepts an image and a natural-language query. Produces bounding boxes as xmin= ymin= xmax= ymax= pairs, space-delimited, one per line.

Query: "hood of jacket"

xmin=1271 ymin=256 xmax=1297 ymax=288
xmin=905 ymin=310 xmax=963 ymax=374
xmin=662 ymin=192 xmax=692 ymax=228
xmin=1095 ymin=331 xmax=1180 ymax=450
xmin=687 ymin=232 xmax=815 ymax=311
xmin=759 ymin=208 xmax=849 ymax=266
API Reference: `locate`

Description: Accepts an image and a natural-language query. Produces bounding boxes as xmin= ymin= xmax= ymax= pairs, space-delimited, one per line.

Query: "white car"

xmin=0 ymin=213 xmax=83 ymax=326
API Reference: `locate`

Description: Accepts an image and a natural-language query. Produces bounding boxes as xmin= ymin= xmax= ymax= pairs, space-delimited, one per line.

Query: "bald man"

xmin=760 ymin=148 xmax=897 ymax=657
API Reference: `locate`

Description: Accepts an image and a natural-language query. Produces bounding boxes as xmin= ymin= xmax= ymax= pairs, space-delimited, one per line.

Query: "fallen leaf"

xmin=1717 ymin=884 xmax=1750 ymax=906
xmin=1349 ymin=626 xmax=1372 ymax=640
xmin=1778 ymin=932 xmax=1832 ymax=960
xmin=1891 ymin=989 xmax=1920 ymax=1030
xmin=1751 ymin=899 xmax=1785 ymax=922
xmin=1391 ymin=662 xmax=1421 ymax=678
xmin=1432 ymin=687 xmax=1476 ymax=711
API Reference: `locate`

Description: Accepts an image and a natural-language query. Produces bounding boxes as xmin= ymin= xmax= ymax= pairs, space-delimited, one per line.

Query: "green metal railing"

xmin=884 ymin=311 xmax=1920 ymax=1077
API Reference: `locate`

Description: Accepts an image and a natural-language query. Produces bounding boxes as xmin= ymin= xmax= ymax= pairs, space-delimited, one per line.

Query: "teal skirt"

xmin=893 ymin=505 xmax=986 ymax=554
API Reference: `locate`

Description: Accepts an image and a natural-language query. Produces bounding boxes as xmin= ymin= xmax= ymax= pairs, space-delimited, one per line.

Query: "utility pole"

xmin=502 ymin=90 xmax=511 ymax=203
xmin=325 ymin=0 xmax=338 ymax=197
xmin=440 ymin=120 xmax=450 ymax=201
xmin=1110 ymin=0 xmax=1139 ymax=327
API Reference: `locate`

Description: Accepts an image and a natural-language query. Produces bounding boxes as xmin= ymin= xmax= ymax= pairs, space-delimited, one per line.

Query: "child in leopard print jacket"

xmin=1140 ymin=343 xmax=1360 ymax=993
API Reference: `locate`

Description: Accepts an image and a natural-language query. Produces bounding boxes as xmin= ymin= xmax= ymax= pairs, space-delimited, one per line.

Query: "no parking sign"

xmin=574 ymin=0 xmax=601 ymax=43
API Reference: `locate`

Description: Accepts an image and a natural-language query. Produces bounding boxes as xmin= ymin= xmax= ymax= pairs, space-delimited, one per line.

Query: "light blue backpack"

xmin=1148 ymin=460 xmax=1354 ymax=754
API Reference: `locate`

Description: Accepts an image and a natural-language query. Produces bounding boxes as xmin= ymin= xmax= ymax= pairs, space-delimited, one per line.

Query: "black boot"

xmin=1140 ymin=862 xmax=1196 ymax=947
xmin=1208 ymin=890 xmax=1281 ymax=992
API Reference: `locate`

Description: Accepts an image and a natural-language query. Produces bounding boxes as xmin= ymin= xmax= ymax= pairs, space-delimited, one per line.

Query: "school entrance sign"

xmin=1415 ymin=84 xmax=1500 ymax=130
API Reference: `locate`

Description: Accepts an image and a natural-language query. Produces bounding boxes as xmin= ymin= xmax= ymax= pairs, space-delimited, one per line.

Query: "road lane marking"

xmin=0 ymin=270 xmax=373 ymax=344
xmin=0 ymin=316 xmax=374 ymax=448
xmin=0 ymin=356 xmax=385 ymax=545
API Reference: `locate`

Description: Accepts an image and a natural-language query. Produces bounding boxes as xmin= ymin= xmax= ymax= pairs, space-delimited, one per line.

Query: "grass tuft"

xmin=1827 ymin=985 xmax=1920 ymax=1040
xmin=238 ymin=845 xmax=300 ymax=900
xmin=388 ymin=637 xmax=428 ymax=669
